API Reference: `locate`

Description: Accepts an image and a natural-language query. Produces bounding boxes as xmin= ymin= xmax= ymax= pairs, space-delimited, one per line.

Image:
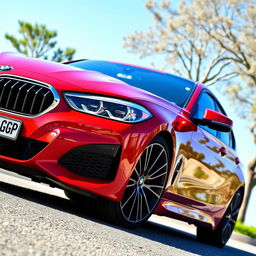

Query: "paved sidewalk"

xmin=232 ymin=232 xmax=256 ymax=247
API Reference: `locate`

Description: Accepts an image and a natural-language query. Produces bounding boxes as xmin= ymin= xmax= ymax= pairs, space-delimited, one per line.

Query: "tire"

xmin=104 ymin=135 xmax=170 ymax=228
xmin=197 ymin=190 xmax=243 ymax=247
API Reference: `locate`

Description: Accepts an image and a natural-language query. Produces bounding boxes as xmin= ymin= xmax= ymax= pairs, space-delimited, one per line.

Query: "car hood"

xmin=0 ymin=52 xmax=125 ymax=87
xmin=0 ymin=52 xmax=181 ymax=114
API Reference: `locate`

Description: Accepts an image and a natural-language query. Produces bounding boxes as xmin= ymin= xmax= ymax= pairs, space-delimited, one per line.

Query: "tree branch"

xmin=205 ymin=72 xmax=237 ymax=86
xmin=204 ymin=61 xmax=232 ymax=83
xmin=202 ymin=26 xmax=245 ymax=65
xmin=232 ymin=89 xmax=254 ymax=106
xmin=248 ymin=155 xmax=256 ymax=173
xmin=249 ymin=124 xmax=256 ymax=144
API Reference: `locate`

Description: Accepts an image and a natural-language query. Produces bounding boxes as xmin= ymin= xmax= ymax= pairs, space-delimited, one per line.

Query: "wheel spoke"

xmin=232 ymin=208 xmax=240 ymax=217
xmin=233 ymin=197 xmax=241 ymax=212
xmin=139 ymin=193 xmax=143 ymax=220
xmin=223 ymin=223 xmax=232 ymax=242
xmin=230 ymin=193 xmax=241 ymax=219
xmin=144 ymin=144 xmax=153 ymax=171
xmin=128 ymin=191 xmax=138 ymax=219
xmin=148 ymin=163 xmax=167 ymax=179
xmin=130 ymin=178 xmax=136 ymax=183
xmin=229 ymin=202 xmax=233 ymax=214
xmin=138 ymin=158 xmax=142 ymax=176
xmin=121 ymin=188 xmax=136 ymax=209
xmin=127 ymin=178 xmax=136 ymax=188
xmin=145 ymin=184 xmax=163 ymax=189
xmin=148 ymin=171 xmax=167 ymax=180
xmin=146 ymin=148 xmax=164 ymax=174
xmin=141 ymin=188 xmax=150 ymax=214
xmin=127 ymin=184 xmax=136 ymax=188
xmin=134 ymin=167 xmax=140 ymax=178
xmin=136 ymin=192 xmax=141 ymax=221
xmin=230 ymin=218 xmax=236 ymax=225
xmin=225 ymin=215 xmax=231 ymax=220
xmin=144 ymin=186 xmax=161 ymax=198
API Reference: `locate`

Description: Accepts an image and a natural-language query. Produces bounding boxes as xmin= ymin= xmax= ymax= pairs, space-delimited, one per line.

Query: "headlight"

xmin=64 ymin=92 xmax=152 ymax=123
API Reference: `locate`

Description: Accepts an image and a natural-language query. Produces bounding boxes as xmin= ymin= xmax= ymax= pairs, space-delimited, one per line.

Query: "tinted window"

xmin=230 ymin=131 xmax=236 ymax=149
xmin=68 ymin=60 xmax=195 ymax=107
xmin=215 ymin=101 xmax=235 ymax=148
xmin=194 ymin=92 xmax=217 ymax=136
xmin=219 ymin=131 xmax=230 ymax=146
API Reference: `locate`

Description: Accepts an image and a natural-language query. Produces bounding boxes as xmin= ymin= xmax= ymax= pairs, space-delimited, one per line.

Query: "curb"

xmin=232 ymin=232 xmax=256 ymax=246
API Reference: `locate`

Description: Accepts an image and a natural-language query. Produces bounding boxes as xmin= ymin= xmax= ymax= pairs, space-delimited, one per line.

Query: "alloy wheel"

xmin=221 ymin=191 xmax=242 ymax=244
xmin=120 ymin=142 xmax=169 ymax=223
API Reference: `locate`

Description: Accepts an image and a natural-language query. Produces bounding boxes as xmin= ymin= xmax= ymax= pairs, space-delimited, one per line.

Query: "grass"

xmin=234 ymin=221 xmax=256 ymax=238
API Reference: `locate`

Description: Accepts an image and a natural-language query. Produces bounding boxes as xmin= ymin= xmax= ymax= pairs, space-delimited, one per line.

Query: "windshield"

xmin=68 ymin=60 xmax=195 ymax=107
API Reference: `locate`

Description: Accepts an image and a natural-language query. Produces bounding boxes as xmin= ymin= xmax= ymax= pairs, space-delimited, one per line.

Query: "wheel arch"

xmin=234 ymin=185 xmax=245 ymax=207
xmin=155 ymin=130 xmax=177 ymax=183
xmin=156 ymin=130 xmax=175 ymax=162
xmin=214 ymin=184 xmax=245 ymax=230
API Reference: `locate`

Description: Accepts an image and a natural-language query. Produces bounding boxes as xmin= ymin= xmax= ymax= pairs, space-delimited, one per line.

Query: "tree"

xmin=196 ymin=0 xmax=256 ymax=222
xmin=124 ymin=0 xmax=256 ymax=222
xmin=5 ymin=21 xmax=76 ymax=62
xmin=123 ymin=0 xmax=236 ymax=86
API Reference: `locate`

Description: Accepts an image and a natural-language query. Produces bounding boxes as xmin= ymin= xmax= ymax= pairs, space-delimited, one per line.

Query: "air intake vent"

xmin=0 ymin=75 xmax=59 ymax=116
xmin=59 ymin=144 xmax=121 ymax=180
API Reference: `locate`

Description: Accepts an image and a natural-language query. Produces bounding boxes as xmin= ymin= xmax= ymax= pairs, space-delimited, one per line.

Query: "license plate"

xmin=0 ymin=116 xmax=22 ymax=141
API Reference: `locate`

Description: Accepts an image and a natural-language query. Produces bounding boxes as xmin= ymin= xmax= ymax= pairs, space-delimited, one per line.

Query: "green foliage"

xmin=5 ymin=21 xmax=76 ymax=62
xmin=234 ymin=220 xmax=256 ymax=238
xmin=52 ymin=48 xmax=76 ymax=63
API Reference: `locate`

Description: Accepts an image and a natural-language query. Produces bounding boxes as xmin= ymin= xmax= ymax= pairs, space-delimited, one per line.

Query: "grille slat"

xmin=13 ymin=82 xmax=27 ymax=110
xmin=0 ymin=80 xmax=11 ymax=105
xmin=21 ymin=85 xmax=35 ymax=112
xmin=39 ymin=91 xmax=50 ymax=113
xmin=30 ymin=87 xmax=44 ymax=113
xmin=6 ymin=81 xmax=19 ymax=108
xmin=0 ymin=76 xmax=57 ymax=116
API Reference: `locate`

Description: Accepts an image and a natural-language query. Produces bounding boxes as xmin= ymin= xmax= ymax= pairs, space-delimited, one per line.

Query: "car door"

xmin=214 ymin=102 xmax=243 ymax=193
xmin=171 ymin=91 xmax=232 ymax=205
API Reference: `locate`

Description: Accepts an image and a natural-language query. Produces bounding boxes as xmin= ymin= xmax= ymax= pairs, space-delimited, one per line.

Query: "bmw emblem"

xmin=0 ymin=65 xmax=13 ymax=71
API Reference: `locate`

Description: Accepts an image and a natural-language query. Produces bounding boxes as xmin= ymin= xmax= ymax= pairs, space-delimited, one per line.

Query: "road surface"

xmin=0 ymin=169 xmax=255 ymax=256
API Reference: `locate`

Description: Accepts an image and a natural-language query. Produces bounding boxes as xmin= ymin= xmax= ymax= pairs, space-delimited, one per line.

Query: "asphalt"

xmin=0 ymin=169 xmax=255 ymax=256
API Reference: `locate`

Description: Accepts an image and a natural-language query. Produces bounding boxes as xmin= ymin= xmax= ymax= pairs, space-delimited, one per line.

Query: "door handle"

xmin=219 ymin=147 xmax=227 ymax=157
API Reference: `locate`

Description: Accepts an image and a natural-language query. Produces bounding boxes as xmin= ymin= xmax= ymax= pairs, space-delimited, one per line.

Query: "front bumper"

xmin=0 ymin=106 xmax=161 ymax=201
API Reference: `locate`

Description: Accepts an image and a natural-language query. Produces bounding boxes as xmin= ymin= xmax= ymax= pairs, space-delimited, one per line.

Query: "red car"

xmin=0 ymin=52 xmax=244 ymax=247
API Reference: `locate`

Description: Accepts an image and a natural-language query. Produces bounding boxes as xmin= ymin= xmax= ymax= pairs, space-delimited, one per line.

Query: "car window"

xmin=193 ymin=92 xmax=217 ymax=136
xmin=68 ymin=60 xmax=196 ymax=107
xmin=230 ymin=131 xmax=236 ymax=149
xmin=214 ymin=101 xmax=236 ymax=149
xmin=218 ymin=130 xmax=230 ymax=146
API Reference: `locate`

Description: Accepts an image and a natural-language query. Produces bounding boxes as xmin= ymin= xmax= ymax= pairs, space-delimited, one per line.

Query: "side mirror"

xmin=193 ymin=109 xmax=233 ymax=132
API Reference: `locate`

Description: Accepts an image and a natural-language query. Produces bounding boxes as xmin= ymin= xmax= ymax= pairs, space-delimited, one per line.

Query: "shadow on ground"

xmin=0 ymin=180 xmax=255 ymax=256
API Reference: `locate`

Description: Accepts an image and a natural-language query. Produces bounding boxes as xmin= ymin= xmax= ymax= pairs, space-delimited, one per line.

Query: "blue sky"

xmin=0 ymin=0 xmax=255 ymax=226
